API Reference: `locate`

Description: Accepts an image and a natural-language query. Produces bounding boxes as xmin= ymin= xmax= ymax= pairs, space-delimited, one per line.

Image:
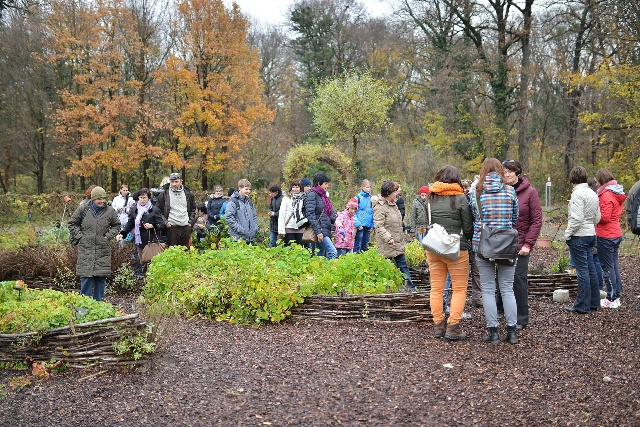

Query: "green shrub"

xmin=142 ymin=240 xmax=403 ymax=324
xmin=404 ymin=239 xmax=426 ymax=268
xmin=0 ymin=281 xmax=121 ymax=333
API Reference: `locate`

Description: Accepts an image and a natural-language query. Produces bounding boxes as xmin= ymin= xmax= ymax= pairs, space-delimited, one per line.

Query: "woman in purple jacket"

xmin=497 ymin=160 xmax=543 ymax=330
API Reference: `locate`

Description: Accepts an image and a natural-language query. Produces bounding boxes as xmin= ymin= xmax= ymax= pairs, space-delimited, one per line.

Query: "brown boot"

xmin=433 ymin=320 xmax=446 ymax=338
xmin=444 ymin=322 xmax=466 ymax=341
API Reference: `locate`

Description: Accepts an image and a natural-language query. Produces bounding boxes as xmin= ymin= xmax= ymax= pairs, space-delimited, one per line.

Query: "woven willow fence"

xmin=0 ymin=313 xmax=148 ymax=367
xmin=291 ymin=270 xmax=577 ymax=322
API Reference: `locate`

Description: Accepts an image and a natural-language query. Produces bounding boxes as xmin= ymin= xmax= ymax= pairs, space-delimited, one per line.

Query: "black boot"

xmin=483 ymin=327 xmax=500 ymax=344
xmin=504 ymin=325 xmax=519 ymax=344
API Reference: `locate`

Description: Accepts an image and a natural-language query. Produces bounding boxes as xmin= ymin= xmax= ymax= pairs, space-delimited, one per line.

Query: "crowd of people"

xmin=67 ymin=161 xmax=638 ymax=346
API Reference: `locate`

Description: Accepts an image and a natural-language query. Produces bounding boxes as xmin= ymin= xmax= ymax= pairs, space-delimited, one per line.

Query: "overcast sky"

xmin=226 ymin=0 xmax=394 ymax=27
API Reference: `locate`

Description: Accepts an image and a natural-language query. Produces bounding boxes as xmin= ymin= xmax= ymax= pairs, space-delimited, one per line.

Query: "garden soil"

xmin=2 ymin=249 xmax=640 ymax=426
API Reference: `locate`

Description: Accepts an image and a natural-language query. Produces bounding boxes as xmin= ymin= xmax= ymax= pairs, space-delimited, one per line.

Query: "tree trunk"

xmin=111 ymin=168 xmax=118 ymax=193
xmin=517 ymin=0 xmax=534 ymax=173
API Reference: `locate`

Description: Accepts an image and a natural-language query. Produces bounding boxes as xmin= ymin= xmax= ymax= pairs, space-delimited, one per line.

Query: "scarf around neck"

xmin=134 ymin=201 xmax=152 ymax=245
xmin=429 ymin=181 xmax=464 ymax=196
xmin=312 ymin=186 xmax=333 ymax=217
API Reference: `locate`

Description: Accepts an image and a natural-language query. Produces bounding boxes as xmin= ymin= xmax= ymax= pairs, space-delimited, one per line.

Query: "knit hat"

xmin=90 ymin=186 xmax=107 ymax=200
xmin=419 ymin=186 xmax=430 ymax=195
xmin=227 ymin=188 xmax=235 ymax=197
xmin=301 ymin=178 xmax=312 ymax=187
xmin=346 ymin=198 xmax=358 ymax=208
xmin=169 ymin=172 xmax=181 ymax=180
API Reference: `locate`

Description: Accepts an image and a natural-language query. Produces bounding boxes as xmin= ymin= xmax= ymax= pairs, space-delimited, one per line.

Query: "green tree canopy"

xmin=309 ymin=70 xmax=392 ymax=167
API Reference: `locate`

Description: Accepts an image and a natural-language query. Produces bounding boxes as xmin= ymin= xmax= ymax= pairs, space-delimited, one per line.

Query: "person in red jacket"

xmin=595 ymin=169 xmax=626 ymax=309
xmin=498 ymin=160 xmax=543 ymax=329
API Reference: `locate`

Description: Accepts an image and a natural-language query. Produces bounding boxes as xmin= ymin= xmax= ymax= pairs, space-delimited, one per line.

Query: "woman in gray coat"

xmin=68 ymin=186 xmax=121 ymax=301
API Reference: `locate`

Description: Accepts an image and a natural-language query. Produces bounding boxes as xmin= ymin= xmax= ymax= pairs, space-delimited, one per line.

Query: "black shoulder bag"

xmin=475 ymin=189 xmax=519 ymax=264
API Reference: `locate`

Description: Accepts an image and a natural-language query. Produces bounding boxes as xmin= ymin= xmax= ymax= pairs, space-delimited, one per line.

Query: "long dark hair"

xmin=429 ymin=165 xmax=462 ymax=209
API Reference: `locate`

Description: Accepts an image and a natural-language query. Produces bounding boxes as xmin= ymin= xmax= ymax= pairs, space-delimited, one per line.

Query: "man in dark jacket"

xmin=156 ymin=172 xmax=196 ymax=248
xmin=268 ymin=184 xmax=284 ymax=247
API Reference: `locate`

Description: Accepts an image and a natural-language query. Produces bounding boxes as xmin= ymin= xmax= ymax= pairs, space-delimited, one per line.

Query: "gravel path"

xmin=1 ymin=254 xmax=640 ymax=426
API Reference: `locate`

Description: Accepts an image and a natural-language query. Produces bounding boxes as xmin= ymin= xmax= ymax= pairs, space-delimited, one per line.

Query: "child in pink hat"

xmin=335 ymin=198 xmax=358 ymax=257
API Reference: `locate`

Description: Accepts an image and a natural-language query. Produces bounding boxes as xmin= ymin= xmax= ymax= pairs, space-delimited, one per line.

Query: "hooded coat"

xmin=225 ymin=191 xmax=258 ymax=242
xmin=596 ymin=181 xmax=627 ymax=238
xmin=68 ymin=202 xmax=121 ymax=277
xmin=410 ymin=196 xmax=428 ymax=234
xmin=373 ymin=197 xmax=406 ymax=258
xmin=469 ymin=172 xmax=519 ymax=252
xmin=513 ymin=177 xmax=543 ymax=250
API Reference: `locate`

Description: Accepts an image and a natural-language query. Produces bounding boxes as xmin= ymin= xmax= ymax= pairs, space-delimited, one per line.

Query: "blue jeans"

xmin=593 ymin=252 xmax=603 ymax=291
xmin=269 ymin=231 xmax=278 ymax=247
xmin=566 ymin=235 xmax=599 ymax=312
xmin=476 ymin=255 xmax=517 ymax=327
xmin=392 ymin=254 xmax=415 ymax=289
xmin=597 ymin=237 xmax=622 ymax=300
xmin=336 ymin=248 xmax=352 ymax=257
xmin=316 ymin=236 xmax=337 ymax=260
xmin=80 ymin=277 xmax=107 ymax=301
xmin=354 ymin=227 xmax=371 ymax=253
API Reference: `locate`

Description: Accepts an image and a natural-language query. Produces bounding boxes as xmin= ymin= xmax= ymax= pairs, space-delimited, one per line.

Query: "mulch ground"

xmin=1 ymin=250 xmax=640 ymax=426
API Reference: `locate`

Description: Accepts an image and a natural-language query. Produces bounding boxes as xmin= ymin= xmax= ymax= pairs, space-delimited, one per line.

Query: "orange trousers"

xmin=427 ymin=250 xmax=470 ymax=324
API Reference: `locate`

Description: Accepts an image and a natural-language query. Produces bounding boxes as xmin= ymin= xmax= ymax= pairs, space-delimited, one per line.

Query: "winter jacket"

xmin=225 ymin=192 xmax=258 ymax=242
xmin=278 ymin=193 xmax=306 ymax=234
xmin=68 ymin=202 xmax=121 ymax=278
xmin=334 ymin=209 xmax=356 ymax=249
xmin=626 ymin=180 xmax=640 ymax=227
xmin=469 ymin=172 xmax=519 ymax=252
xmin=596 ymin=180 xmax=626 ymax=238
xmin=112 ymin=193 xmax=135 ymax=228
xmin=396 ymin=195 xmax=406 ymax=219
xmin=373 ymin=197 xmax=406 ymax=258
xmin=120 ymin=203 xmax=167 ymax=247
xmin=156 ymin=183 xmax=196 ymax=227
xmin=513 ymin=177 xmax=543 ymax=250
xmin=410 ymin=196 xmax=428 ymax=234
xmin=269 ymin=192 xmax=284 ymax=233
xmin=305 ymin=189 xmax=334 ymax=237
xmin=427 ymin=193 xmax=474 ymax=248
xmin=206 ymin=195 xmax=226 ymax=226
xmin=354 ymin=190 xmax=374 ymax=228
xmin=564 ymin=183 xmax=601 ymax=240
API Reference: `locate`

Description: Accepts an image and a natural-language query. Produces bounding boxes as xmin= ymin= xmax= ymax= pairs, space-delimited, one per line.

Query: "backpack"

xmin=631 ymin=193 xmax=640 ymax=235
xmin=69 ymin=203 xmax=91 ymax=245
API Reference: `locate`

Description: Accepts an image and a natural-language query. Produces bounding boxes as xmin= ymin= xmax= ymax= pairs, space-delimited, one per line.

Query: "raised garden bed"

xmin=0 ymin=313 xmax=150 ymax=367
xmin=290 ymin=291 xmax=432 ymax=323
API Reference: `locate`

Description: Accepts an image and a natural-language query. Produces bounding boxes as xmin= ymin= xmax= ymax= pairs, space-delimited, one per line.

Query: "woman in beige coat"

xmin=373 ymin=180 xmax=415 ymax=290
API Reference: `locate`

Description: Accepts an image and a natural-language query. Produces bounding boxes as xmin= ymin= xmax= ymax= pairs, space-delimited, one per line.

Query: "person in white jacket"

xmin=111 ymin=185 xmax=135 ymax=229
xmin=278 ymin=180 xmax=306 ymax=246
xmin=564 ymin=166 xmax=601 ymax=314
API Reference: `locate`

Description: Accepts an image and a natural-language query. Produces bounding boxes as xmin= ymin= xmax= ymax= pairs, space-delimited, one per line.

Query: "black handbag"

xmin=475 ymin=190 xmax=518 ymax=263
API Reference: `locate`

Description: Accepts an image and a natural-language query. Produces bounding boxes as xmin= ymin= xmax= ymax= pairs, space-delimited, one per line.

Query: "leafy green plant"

xmin=142 ymin=240 xmax=403 ymax=324
xmin=113 ymin=324 xmax=156 ymax=360
xmin=53 ymin=267 xmax=76 ymax=290
xmin=111 ymin=264 xmax=138 ymax=293
xmin=552 ymin=252 xmax=571 ymax=273
xmin=0 ymin=281 xmax=121 ymax=333
xmin=404 ymin=239 xmax=426 ymax=268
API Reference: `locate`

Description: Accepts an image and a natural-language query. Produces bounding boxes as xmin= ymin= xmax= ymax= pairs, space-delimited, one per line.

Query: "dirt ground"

xmin=1 ymin=251 xmax=639 ymax=426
